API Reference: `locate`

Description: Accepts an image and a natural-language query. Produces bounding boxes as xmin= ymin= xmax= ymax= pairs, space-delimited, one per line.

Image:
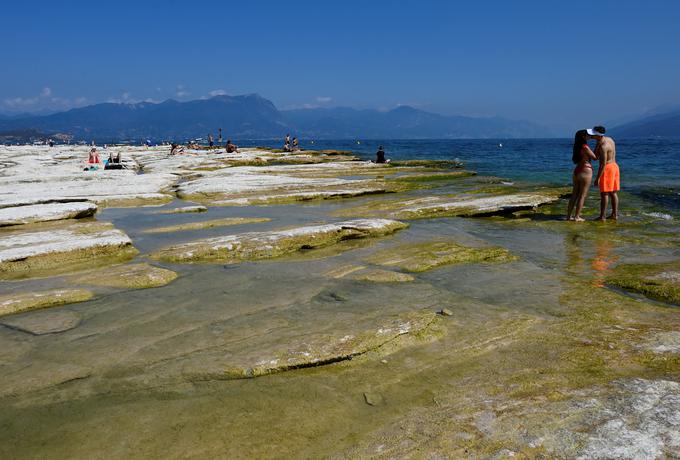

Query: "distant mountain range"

xmin=0 ymin=94 xmax=552 ymax=142
xmin=609 ymin=108 xmax=680 ymax=138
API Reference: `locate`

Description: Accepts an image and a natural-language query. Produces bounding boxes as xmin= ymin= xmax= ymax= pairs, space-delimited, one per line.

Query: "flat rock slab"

xmin=366 ymin=241 xmax=517 ymax=272
xmin=142 ymin=217 xmax=270 ymax=234
xmin=72 ymin=263 xmax=178 ymax=289
xmin=151 ymin=219 xmax=408 ymax=264
xmin=638 ymin=331 xmax=680 ymax=353
xmin=0 ymin=222 xmax=137 ymax=279
xmin=0 ymin=201 xmax=98 ymax=226
xmin=157 ymin=205 xmax=208 ymax=214
xmin=179 ymin=309 xmax=437 ymax=380
xmin=324 ymin=264 xmax=414 ymax=283
xmin=211 ymin=187 xmax=387 ymax=206
xmin=0 ymin=289 xmax=93 ymax=317
xmin=1 ymin=309 xmax=82 ymax=335
xmin=607 ymin=263 xmax=680 ymax=305
xmin=395 ymin=192 xmax=564 ymax=219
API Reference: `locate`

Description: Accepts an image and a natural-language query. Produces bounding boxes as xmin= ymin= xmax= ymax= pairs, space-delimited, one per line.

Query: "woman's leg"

xmin=567 ymin=175 xmax=579 ymax=220
xmin=574 ymin=171 xmax=592 ymax=221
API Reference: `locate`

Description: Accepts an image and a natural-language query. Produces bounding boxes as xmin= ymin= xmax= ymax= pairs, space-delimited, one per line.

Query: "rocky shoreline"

xmin=0 ymin=144 xmax=677 ymax=459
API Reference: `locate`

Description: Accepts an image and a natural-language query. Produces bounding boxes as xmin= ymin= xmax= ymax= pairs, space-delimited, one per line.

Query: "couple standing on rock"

xmin=567 ymin=126 xmax=620 ymax=222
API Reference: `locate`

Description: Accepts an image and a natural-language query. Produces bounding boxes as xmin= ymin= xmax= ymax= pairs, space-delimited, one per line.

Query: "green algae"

xmin=389 ymin=170 xmax=476 ymax=183
xmin=0 ymin=289 xmax=93 ymax=317
xmin=71 ymin=263 xmax=178 ymax=289
xmin=141 ymin=217 xmax=271 ymax=234
xmin=606 ymin=263 xmax=680 ymax=305
xmin=366 ymin=241 xmax=517 ymax=272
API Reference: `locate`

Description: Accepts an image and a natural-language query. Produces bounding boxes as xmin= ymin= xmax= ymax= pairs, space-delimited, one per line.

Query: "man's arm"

xmin=594 ymin=142 xmax=604 ymax=186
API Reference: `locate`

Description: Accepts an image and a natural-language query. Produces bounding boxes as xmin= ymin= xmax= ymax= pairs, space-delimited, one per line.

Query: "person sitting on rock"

xmin=226 ymin=139 xmax=239 ymax=153
xmin=170 ymin=143 xmax=185 ymax=155
xmin=292 ymin=137 xmax=300 ymax=151
xmin=105 ymin=150 xmax=123 ymax=169
xmin=375 ymin=145 xmax=388 ymax=164
xmin=85 ymin=147 xmax=102 ymax=170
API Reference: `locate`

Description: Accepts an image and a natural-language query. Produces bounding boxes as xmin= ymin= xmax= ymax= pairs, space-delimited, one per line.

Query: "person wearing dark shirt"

xmin=375 ymin=145 xmax=386 ymax=163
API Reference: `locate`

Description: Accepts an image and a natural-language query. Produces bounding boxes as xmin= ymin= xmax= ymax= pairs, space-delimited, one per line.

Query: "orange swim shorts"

xmin=599 ymin=162 xmax=620 ymax=192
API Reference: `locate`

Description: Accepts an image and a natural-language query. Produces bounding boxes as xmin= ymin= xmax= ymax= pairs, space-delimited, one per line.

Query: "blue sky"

xmin=1 ymin=0 xmax=679 ymax=131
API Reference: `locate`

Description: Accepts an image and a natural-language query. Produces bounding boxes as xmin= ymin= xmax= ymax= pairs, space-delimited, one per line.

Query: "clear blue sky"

xmin=1 ymin=0 xmax=679 ymax=132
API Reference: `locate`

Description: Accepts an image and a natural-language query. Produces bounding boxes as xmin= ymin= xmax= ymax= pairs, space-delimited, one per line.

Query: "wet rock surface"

xmin=1 ymin=309 xmax=82 ymax=335
xmin=151 ymin=219 xmax=408 ymax=263
xmin=71 ymin=263 xmax=178 ymax=289
xmin=366 ymin=240 xmax=517 ymax=272
xmin=141 ymin=217 xmax=270 ymax=234
xmin=607 ymin=263 xmax=680 ymax=305
xmin=0 ymin=288 xmax=93 ymax=317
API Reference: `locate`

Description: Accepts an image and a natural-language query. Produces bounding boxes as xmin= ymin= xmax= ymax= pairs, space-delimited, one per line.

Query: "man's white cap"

xmin=586 ymin=128 xmax=605 ymax=136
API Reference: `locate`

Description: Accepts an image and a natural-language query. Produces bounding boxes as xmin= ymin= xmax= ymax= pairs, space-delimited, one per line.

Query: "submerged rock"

xmin=0 ymin=222 xmax=137 ymax=279
xmin=638 ymin=331 xmax=680 ymax=354
xmin=574 ymin=379 xmax=680 ymax=460
xmin=157 ymin=205 xmax=208 ymax=214
xmin=141 ymin=217 xmax=270 ymax=234
xmin=323 ymin=264 xmax=414 ymax=282
xmin=395 ymin=191 xmax=566 ymax=219
xmin=181 ymin=309 xmax=437 ymax=380
xmin=71 ymin=263 xmax=178 ymax=289
xmin=0 ymin=289 xmax=93 ymax=317
xmin=607 ymin=263 xmax=680 ymax=305
xmin=366 ymin=241 xmax=517 ymax=272
xmin=0 ymin=201 xmax=97 ymax=226
xmin=1 ymin=309 xmax=82 ymax=335
xmin=151 ymin=219 xmax=408 ymax=264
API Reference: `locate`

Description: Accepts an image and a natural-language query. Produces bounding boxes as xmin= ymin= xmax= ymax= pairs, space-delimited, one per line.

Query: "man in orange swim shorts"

xmin=588 ymin=126 xmax=620 ymax=220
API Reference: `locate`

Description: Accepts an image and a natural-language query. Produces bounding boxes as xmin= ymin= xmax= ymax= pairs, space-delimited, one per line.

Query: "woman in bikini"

xmin=566 ymin=129 xmax=597 ymax=221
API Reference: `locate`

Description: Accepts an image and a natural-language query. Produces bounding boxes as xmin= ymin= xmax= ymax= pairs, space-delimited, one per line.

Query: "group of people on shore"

xmin=283 ymin=134 xmax=300 ymax=152
xmin=84 ymin=147 xmax=123 ymax=171
xmin=567 ymin=126 xmax=620 ymax=221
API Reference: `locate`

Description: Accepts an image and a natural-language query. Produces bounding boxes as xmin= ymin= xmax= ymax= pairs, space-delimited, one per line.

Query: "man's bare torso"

xmin=597 ymin=136 xmax=616 ymax=164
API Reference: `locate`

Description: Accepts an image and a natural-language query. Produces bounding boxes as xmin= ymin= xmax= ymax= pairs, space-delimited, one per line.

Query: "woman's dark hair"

xmin=572 ymin=129 xmax=588 ymax=164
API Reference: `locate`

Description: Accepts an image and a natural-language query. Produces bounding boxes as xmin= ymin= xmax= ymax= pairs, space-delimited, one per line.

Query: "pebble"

xmin=438 ymin=308 xmax=453 ymax=316
xmin=363 ymin=392 xmax=385 ymax=406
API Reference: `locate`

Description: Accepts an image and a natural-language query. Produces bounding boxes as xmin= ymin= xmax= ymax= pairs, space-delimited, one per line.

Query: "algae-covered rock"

xmin=1 ymin=310 xmax=82 ymax=335
xmin=211 ymin=187 xmax=388 ymax=206
xmin=151 ymin=219 xmax=408 ymax=264
xmin=395 ymin=191 xmax=566 ymax=219
xmin=72 ymin=263 xmax=178 ymax=289
xmin=607 ymin=263 xmax=680 ymax=305
xmin=323 ymin=264 xmax=414 ymax=282
xmin=366 ymin=241 xmax=517 ymax=272
xmin=0 ymin=201 xmax=97 ymax=226
xmin=0 ymin=289 xmax=93 ymax=317
xmin=388 ymin=160 xmax=464 ymax=169
xmin=182 ymin=309 xmax=437 ymax=380
xmin=141 ymin=217 xmax=270 ymax=234
xmin=0 ymin=222 xmax=138 ymax=279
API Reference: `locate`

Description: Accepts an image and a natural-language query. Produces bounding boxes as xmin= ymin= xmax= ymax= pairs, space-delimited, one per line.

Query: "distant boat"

xmin=499 ymin=143 xmax=503 ymax=148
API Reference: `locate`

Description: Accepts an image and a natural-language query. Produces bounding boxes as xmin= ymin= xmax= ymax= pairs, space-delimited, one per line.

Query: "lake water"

xmin=241 ymin=138 xmax=680 ymax=213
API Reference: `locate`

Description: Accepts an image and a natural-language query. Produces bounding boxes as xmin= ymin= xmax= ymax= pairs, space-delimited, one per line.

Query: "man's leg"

xmin=598 ymin=193 xmax=608 ymax=221
xmin=609 ymin=192 xmax=619 ymax=219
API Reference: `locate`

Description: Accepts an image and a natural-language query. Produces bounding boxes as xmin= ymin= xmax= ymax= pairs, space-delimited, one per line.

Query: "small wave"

xmin=643 ymin=212 xmax=674 ymax=220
